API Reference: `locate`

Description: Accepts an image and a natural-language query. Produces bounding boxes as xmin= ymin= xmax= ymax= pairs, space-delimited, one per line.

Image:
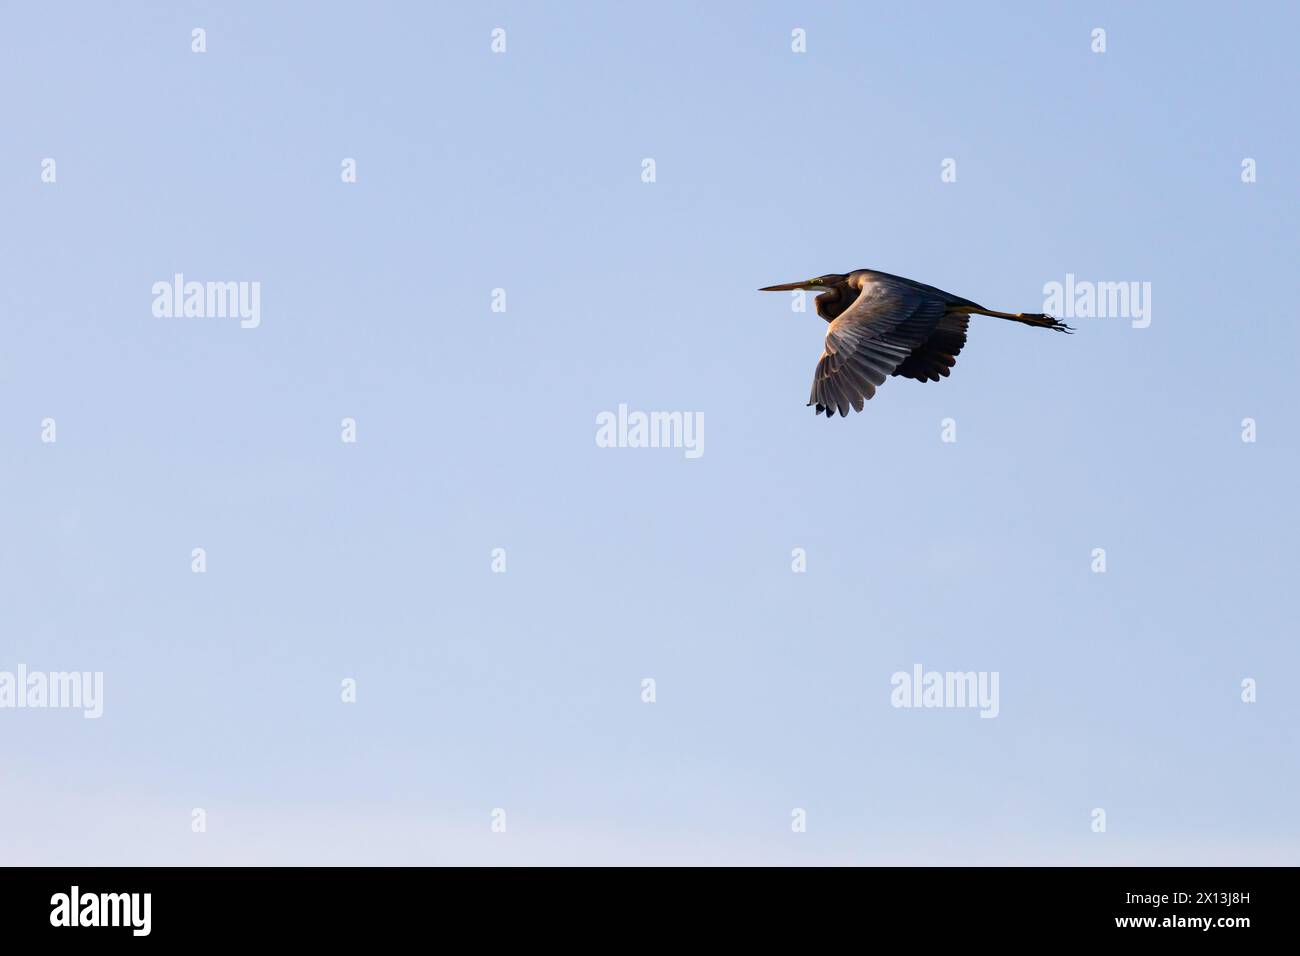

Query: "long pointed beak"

xmin=759 ymin=280 xmax=814 ymax=292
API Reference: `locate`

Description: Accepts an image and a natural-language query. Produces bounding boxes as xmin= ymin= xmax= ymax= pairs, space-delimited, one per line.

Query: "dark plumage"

xmin=760 ymin=269 xmax=1071 ymax=416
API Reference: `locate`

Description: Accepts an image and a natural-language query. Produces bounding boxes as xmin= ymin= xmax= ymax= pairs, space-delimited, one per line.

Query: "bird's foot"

xmin=1024 ymin=313 xmax=1074 ymax=333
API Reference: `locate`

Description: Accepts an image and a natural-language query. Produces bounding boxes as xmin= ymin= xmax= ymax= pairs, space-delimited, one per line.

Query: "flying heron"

xmin=760 ymin=268 xmax=1072 ymax=417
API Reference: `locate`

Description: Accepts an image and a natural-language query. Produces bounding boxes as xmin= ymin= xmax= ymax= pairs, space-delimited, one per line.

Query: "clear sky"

xmin=2 ymin=1 xmax=1297 ymax=865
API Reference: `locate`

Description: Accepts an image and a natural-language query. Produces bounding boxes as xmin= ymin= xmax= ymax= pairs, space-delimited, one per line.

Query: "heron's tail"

xmin=963 ymin=308 xmax=1074 ymax=334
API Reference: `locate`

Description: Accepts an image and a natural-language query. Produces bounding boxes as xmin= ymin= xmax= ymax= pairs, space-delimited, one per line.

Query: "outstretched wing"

xmin=809 ymin=275 xmax=949 ymax=416
xmin=892 ymin=312 xmax=970 ymax=383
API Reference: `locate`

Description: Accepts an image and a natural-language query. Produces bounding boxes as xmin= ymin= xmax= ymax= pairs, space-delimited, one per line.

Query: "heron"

xmin=760 ymin=269 xmax=1072 ymax=417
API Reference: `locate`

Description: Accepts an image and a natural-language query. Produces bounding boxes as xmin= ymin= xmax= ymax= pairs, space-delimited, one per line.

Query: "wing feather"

xmin=892 ymin=313 xmax=970 ymax=383
xmin=808 ymin=275 xmax=949 ymax=415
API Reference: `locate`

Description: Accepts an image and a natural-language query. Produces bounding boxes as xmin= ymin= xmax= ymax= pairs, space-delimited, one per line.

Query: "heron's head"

xmin=759 ymin=274 xmax=844 ymax=293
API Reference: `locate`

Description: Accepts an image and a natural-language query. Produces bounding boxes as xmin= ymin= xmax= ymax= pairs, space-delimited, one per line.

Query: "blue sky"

xmin=2 ymin=1 xmax=1297 ymax=864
